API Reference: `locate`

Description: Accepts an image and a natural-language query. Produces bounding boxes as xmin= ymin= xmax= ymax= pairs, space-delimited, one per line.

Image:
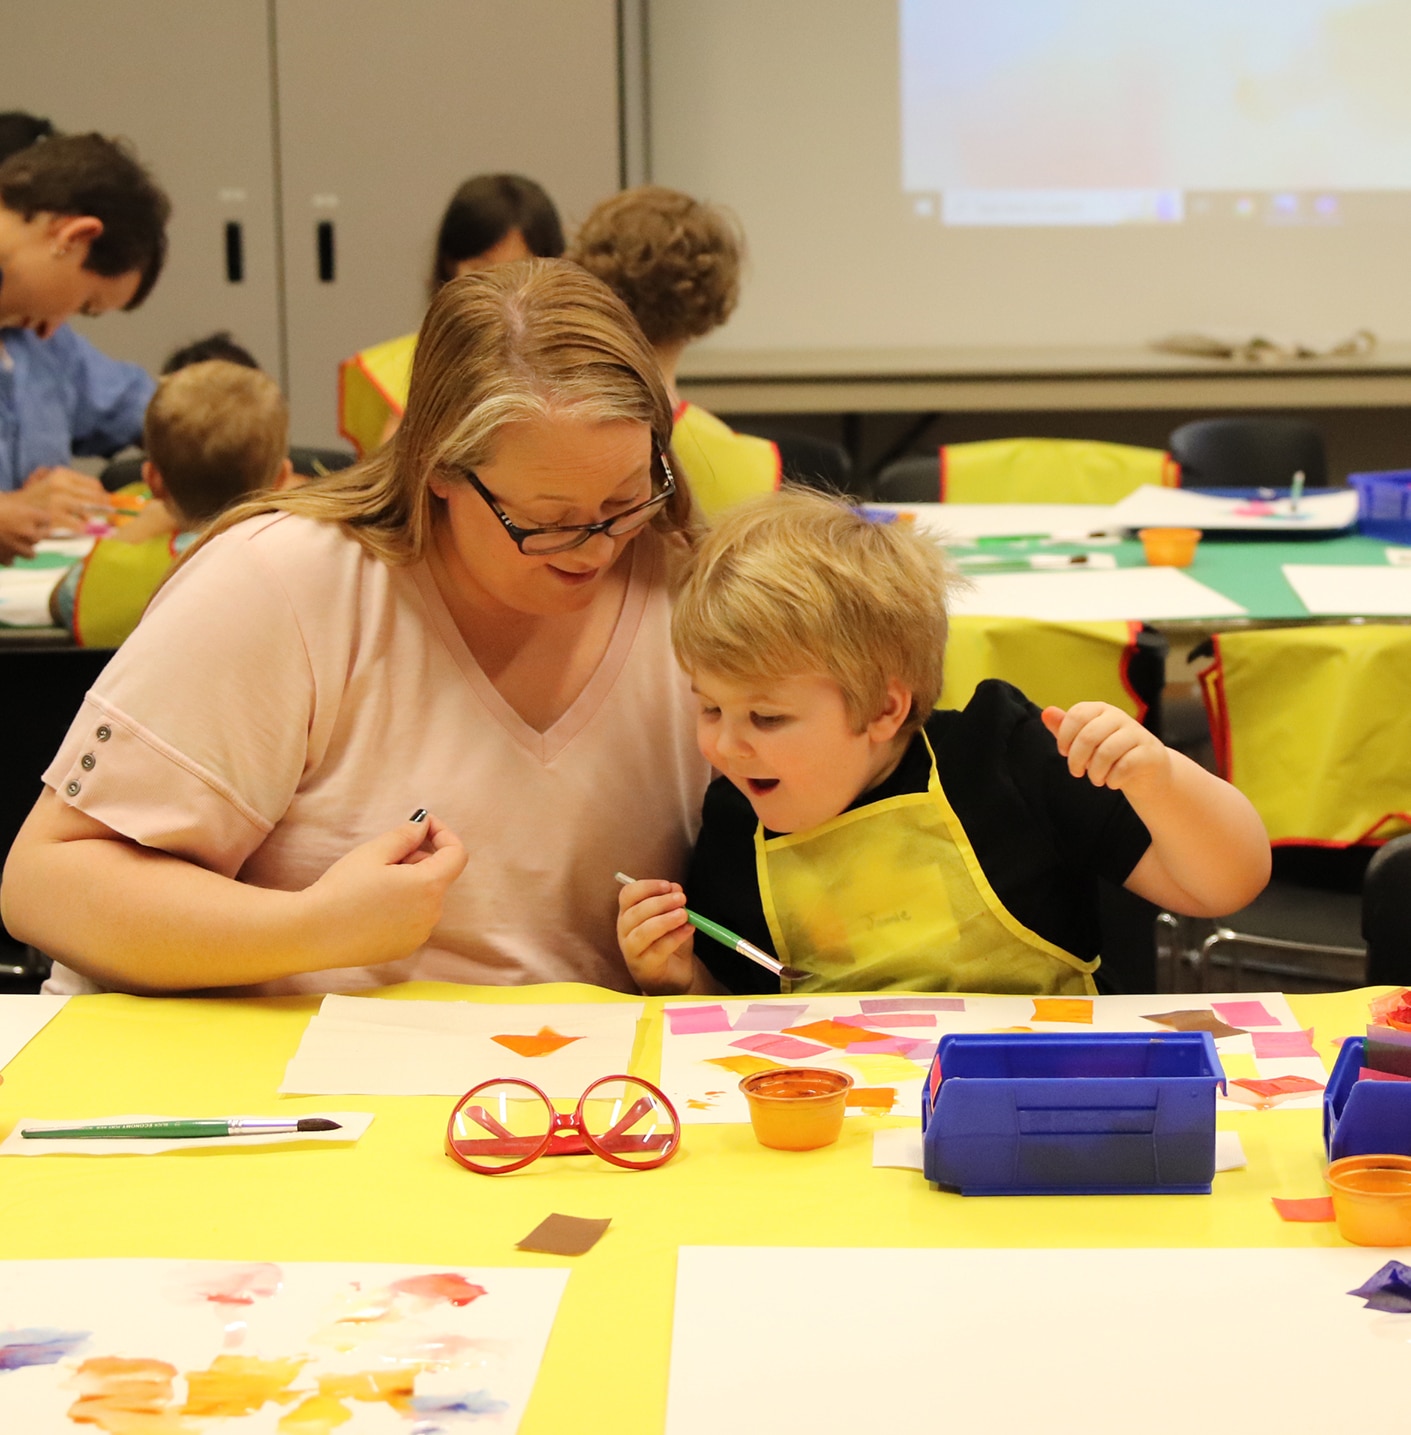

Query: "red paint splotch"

xmin=387 ymin=1274 xmax=486 ymax=1308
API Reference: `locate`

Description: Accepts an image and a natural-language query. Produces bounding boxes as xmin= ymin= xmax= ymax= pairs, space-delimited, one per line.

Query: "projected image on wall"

xmin=901 ymin=0 xmax=1411 ymax=227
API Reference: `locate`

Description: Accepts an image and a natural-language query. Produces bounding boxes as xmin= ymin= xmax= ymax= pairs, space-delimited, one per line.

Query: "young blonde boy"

xmin=618 ymin=489 xmax=1270 ymax=996
xmin=52 ymin=360 xmax=294 ymax=647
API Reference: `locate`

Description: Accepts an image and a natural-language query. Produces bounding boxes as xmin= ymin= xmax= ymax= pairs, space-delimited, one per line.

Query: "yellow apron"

xmin=755 ymin=735 xmax=1098 ymax=995
xmin=671 ymin=402 xmax=781 ymax=522
xmin=1200 ymin=626 xmax=1411 ymax=847
xmin=338 ymin=332 xmax=417 ymax=458
xmin=940 ymin=437 xmax=1178 ymax=505
xmin=73 ymin=533 xmax=181 ymax=648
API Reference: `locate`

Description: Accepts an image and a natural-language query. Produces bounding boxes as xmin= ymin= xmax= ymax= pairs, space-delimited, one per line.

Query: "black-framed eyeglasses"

xmin=462 ymin=451 xmax=677 ymax=555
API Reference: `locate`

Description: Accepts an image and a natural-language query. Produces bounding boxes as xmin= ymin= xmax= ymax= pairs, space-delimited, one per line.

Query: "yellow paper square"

xmin=1218 ymin=1053 xmax=1259 ymax=1082
xmin=842 ymin=1054 xmax=926 ymax=1085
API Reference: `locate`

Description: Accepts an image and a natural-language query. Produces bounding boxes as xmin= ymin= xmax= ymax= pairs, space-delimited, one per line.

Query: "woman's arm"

xmin=1 ymin=790 xmax=467 ymax=993
xmin=1042 ymin=703 xmax=1270 ymax=916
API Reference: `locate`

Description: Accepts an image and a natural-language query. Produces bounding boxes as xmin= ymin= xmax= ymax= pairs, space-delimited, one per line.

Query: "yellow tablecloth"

xmin=0 ymin=983 xmax=1382 ymax=1433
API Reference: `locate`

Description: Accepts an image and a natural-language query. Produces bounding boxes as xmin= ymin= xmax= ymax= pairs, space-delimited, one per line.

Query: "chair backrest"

xmin=1363 ymin=834 xmax=1411 ymax=986
xmin=0 ymin=646 xmax=115 ymax=945
xmin=873 ymin=454 xmax=941 ymax=503
xmin=1200 ymin=625 xmax=1411 ymax=846
xmin=878 ymin=438 xmax=1174 ymax=505
xmin=1169 ymin=417 xmax=1328 ymax=489
xmin=768 ymin=430 xmax=854 ymax=497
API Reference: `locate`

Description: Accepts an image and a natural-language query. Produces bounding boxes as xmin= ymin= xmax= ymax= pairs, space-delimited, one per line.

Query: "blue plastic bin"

xmin=920 ymin=1032 xmax=1224 ymax=1196
xmin=1350 ymin=470 xmax=1411 ymax=544
xmin=1323 ymin=1039 xmax=1411 ymax=1160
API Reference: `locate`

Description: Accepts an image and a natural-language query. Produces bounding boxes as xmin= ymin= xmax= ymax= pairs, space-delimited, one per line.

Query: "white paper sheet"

xmin=1113 ymin=482 xmax=1360 ymax=532
xmin=948 ymin=564 xmax=1247 ymax=620
xmin=0 ymin=994 xmax=69 ymax=1072
xmin=280 ymin=995 xmax=643 ymax=1096
xmin=869 ymin=502 xmax=1121 ymax=541
xmin=0 ymin=564 xmax=66 ymax=627
xmin=666 ymin=1247 xmax=1410 ymax=1435
xmin=0 ymin=1259 xmax=568 ymax=1433
xmin=659 ymin=991 xmax=1317 ymax=1124
xmin=1 ymin=1111 xmax=374 ymax=1156
xmin=1283 ymin=563 xmax=1411 ymax=616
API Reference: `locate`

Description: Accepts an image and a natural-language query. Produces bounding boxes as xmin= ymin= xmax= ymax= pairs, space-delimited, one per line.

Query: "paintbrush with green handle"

xmin=614 ymin=873 xmax=807 ymax=983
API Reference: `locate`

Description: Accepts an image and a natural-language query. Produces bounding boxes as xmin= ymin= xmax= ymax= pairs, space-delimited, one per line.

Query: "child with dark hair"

xmin=161 ymin=331 xmax=260 ymax=375
xmin=0 ymin=130 xmax=170 ymax=560
xmin=338 ymin=173 xmax=564 ymax=458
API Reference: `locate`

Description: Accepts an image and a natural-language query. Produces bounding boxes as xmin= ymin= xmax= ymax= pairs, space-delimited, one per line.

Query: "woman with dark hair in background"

xmin=0 ymin=120 xmax=169 ymax=561
xmin=338 ymin=174 xmax=564 ymax=458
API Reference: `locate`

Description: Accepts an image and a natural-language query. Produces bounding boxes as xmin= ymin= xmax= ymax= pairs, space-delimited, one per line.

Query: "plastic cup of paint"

xmin=1138 ymin=527 xmax=1202 ymax=567
xmin=1326 ymin=1153 xmax=1411 ymax=1245
xmin=739 ymin=1067 xmax=853 ymax=1151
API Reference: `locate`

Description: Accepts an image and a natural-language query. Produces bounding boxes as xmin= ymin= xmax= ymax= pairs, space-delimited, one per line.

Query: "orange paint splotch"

xmin=686 ymin=1099 xmax=712 ymax=1110
xmin=846 ymin=1087 xmax=897 ymax=1111
xmin=181 ymin=1354 xmax=306 ymax=1418
xmin=67 ymin=1356 xmax=194 ymax=1433
xmin=389 ymin=1273 xmax=486 ymax=1308
xmin=318 ymin=1366 xmax=418 ymax=1411
xmin=703 ymin=1054 xmax=782 ymax=1077
xmin=277 ymin=1394 xmax=352 ymax=1432
xmin=782 ymin=1019 xmax=887 ymax=1050
xmin=491 ymin=1026 xmax=582 ymax=1058
xmin=1031 ymin=998 xmax=1093 ymax=1025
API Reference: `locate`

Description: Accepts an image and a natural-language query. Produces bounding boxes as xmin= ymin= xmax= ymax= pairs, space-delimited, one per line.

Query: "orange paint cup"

xmin=1326 ymin=1153 xmax=1411 ymax=1245
xmin=1138 ymin=527 xmax=1201 ymax=566
xmin=739 ymin=1067 xmax=853 ymax=1151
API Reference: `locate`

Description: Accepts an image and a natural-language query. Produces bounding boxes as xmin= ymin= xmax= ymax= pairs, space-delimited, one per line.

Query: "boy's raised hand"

xmin=1042 ymin=702 xmax=1172 ymax=796
xmin=617 ymin=878 xmax=698 ymax=995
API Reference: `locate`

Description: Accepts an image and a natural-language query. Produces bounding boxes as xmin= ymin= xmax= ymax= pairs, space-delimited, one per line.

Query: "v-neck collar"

xmin=411 ymin=534 xmax=656 ymax=764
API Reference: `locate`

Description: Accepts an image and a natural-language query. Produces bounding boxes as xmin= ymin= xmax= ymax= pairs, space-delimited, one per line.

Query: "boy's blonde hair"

xmin=672 ymin=489 xmax=958 ymax=736
xmin=143 ymin=360 xmax=288 ymax=524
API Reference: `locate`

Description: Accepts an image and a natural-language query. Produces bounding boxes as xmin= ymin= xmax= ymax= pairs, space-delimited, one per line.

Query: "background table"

xmin=0 ymin=982 xmax=1384 ymax=1433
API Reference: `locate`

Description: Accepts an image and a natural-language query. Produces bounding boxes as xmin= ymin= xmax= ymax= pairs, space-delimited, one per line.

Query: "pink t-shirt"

xmin=43 ymin=513 xmax=708 ymax=996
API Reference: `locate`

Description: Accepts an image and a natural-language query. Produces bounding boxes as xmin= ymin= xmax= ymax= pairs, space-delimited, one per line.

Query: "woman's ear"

xmin=427 ymin=468 xmax=453 ymax=501
xmin=866 ymin=679 xmax=913 ymax=744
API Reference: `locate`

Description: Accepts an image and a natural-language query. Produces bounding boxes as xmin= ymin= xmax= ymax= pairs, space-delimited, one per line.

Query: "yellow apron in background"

xmin=940 ymin=438 xmax=1178 ymax=505
xmin=1200 ymin=626 xmax=1411 ymax=847
xmin=73 ymin=534 xmax=181 ymax=648
xmin=338 ymin=332 xmax=417 ymax=458
xmin=941 ymin=616 xmax=1145 ymax=719
xmin=755 ymin=735 xmax=1098 ymax=995
xmin=671 ymin=401 xmax=781 ymax=522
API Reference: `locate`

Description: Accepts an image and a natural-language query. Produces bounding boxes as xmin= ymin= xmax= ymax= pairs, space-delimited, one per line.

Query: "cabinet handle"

xmin=316 ymin=220 xmax=336 ymax=283
xmin=224 ymin=221 xmax=244 ymax=283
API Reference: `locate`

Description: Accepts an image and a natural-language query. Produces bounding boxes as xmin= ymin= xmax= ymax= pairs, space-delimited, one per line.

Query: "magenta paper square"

xmin=859 ymin=997 xmax=965 ymax=1014
xmin=731 ymin=1033 xmax=830 ymax=1059
xmin=665 ymin=1004 xmax=732 ymax=1036
xmin=836 ymin=1012 xmax=937 ymax=1029
xmin=1251 ymin=1028 xmax=1318 ymax=1059
xmin=732 ymin=1003 xmax=809 ymax=1032
xmin=1212 ymin=1000 xmax=1280 ymax=1028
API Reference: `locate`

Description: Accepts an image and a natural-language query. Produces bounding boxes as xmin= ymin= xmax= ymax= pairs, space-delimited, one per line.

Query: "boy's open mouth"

xmin=746 ymin=778 xmax=780 ymax=795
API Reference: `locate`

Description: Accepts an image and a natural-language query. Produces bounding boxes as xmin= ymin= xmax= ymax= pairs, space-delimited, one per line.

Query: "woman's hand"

xmin=1042 ymin=702 xmax=1172 ymax=798
xmin=617 ymin=878 xmax=699 ymax=995
xmin=306 ymin=813 xmax=468 ymax=967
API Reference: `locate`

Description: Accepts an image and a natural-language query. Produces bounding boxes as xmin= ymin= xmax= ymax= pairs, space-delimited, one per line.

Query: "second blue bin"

xmin=921 ymin=1032 xmax=1225 ymax=1195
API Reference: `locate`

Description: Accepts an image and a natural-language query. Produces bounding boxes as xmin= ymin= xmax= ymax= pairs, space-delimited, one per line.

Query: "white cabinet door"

xmin=273 ymin=0 xmax=621 ymax=447
xmin=0 ymin=0 xmax=283 ymax=382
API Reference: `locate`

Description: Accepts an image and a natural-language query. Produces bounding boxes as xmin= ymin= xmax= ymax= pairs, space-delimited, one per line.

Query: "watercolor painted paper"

xmin=0 ymin=1259 xmax=567 ymax=1433
xmin=0 ymin=995 xmax=69 ymax=1074
xmin=666 ymin=1246 xmax=1398 ymax=1435
xmin=1212 ymin=1000 xmax=1280 ymax=1028
xmin=1 ymin=1112 xmax=373 ymax=1157
xmin=280 ymin=997 xmax=642 ymax=1097
xmin=661 ymin=990 xmax=1316 ymax=1124
xmin=1251 ymin=1029 xmax=1319 ymax=1060
xmin=731 ymin=1003 xmax=808 ymax=1032
xmin=664 ymin=1005 xmax=732 ymax=1036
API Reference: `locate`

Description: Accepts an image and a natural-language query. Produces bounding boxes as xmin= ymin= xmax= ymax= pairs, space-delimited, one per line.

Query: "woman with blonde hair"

xmin=3 ymin=260 xmax=710 ymax=997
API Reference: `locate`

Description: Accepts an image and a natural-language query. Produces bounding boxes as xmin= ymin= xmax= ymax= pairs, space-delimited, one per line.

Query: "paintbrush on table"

xmin=614 ymin=872 xmax=807 ymax=983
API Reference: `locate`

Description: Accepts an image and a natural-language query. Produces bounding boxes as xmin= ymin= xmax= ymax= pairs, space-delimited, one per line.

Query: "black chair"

xmin=872 ymin=454 xmax=941 ymax=503
xmin=740 ymin=427 xmax=855 ymax=497
xmin=1363 ymin=835 xmax=1411 ymax=987
xmin=0 ymin=646 xmax=115 ymax=989
xmin=1168 ymin=417 xmax=1328 ymax=489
